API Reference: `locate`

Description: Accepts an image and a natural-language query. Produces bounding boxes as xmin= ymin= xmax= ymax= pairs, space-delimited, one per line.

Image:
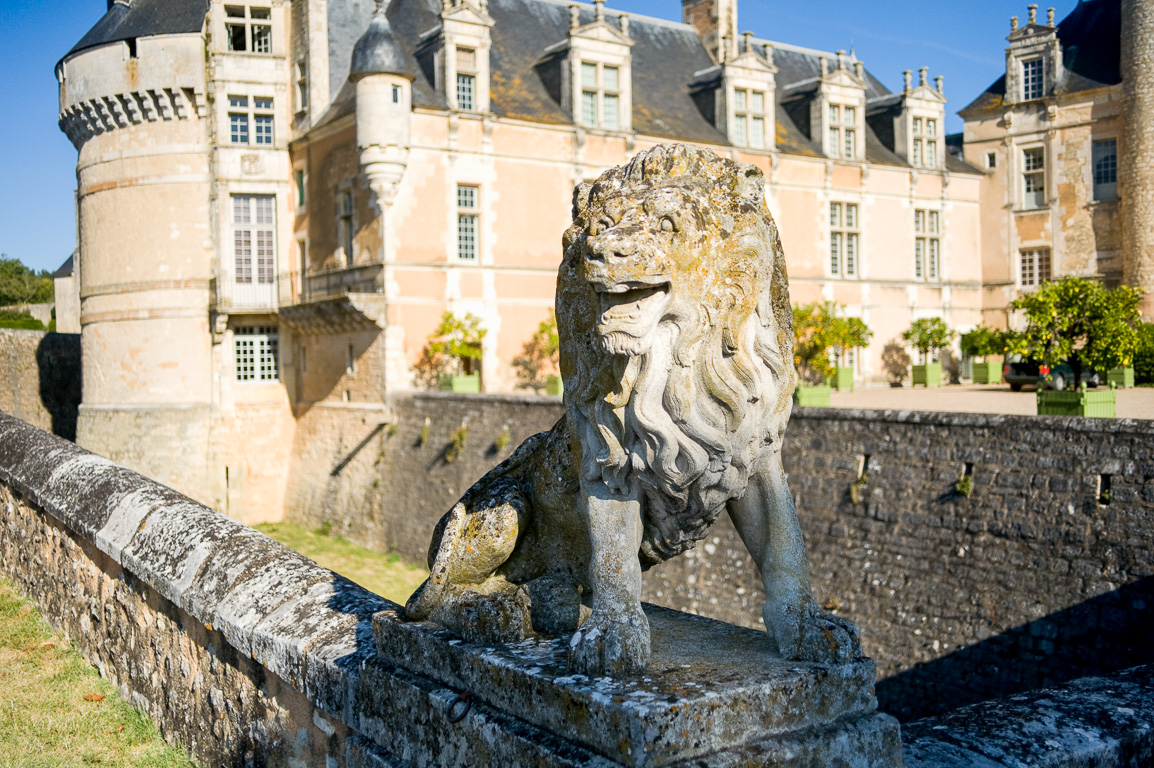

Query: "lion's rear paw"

xmin=568 ymin=608 xmax=650 ymax=677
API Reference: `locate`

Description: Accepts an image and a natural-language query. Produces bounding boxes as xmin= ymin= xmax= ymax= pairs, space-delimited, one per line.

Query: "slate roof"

xmin=351 ymin=10 xmax=417 ymax=80
xmin=959 ymin=0 xmax=1121 ymax=116
xmin=61 ymin=0 xmax=208 ymax=64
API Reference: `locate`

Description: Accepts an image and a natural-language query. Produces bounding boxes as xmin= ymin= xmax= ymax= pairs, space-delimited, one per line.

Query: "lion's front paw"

xmin=568 ymin=608 xmax=651 ymax=677
xmin=769 ymin=602 xmax=861 ymax=664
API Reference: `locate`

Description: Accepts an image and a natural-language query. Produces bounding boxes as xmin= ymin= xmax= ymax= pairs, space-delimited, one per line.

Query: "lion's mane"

xmin=557 ymin=145 xmax=797 ymax=567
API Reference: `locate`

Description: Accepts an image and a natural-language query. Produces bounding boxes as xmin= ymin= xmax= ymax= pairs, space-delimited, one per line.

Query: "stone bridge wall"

xmin=291 ymin=394 xmax=1154 ymax=722
xmin=1 ymin=412 xmax=1152 ymax=766
xmin=0 ymin=328 xmax=80 ymax=439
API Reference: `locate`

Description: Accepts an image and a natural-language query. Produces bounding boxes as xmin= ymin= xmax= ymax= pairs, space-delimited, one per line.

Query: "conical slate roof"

xmin=350 ymin=5 xmax=415 ymax=81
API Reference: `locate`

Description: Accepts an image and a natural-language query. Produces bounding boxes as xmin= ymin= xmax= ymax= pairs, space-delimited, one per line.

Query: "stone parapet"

xmin=0 ymin=410 xmax=1152 ymax=765
xmin=292 ymin=395 xmax=1154 ymax=723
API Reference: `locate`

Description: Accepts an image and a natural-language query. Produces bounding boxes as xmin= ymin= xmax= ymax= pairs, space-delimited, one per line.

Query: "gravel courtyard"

xmin=829 ymin=383 xmax=1154 ymax=420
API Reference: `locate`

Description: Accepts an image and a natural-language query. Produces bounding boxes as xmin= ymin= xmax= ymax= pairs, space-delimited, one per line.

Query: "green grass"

xmin=255 ymin=522 xmax=428 ymax=605
xmin=0 ymin=578 xmax=194 ymax=768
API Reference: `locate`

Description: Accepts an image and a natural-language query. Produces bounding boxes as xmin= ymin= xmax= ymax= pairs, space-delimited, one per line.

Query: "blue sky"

xmin=0 ymin=0 xmax=1080 ymax=273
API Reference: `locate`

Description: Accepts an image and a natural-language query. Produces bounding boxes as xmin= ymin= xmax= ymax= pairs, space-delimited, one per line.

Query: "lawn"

xmin=255 ymin=522 xmax=428 ymax=605
xmin=0 ymin=577 xmax=193 ymax=768
xmin=0 ymin=524 xmax=424 ymax=767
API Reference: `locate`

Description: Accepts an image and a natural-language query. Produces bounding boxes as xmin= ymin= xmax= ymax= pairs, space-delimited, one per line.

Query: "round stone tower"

xmin=350 ymin=4 xmax=414 ymax=210
xmin=1121 ymin=0 xmax=1154 ymax=310
xmin=56 ymin=15 xmax=217 ymax=499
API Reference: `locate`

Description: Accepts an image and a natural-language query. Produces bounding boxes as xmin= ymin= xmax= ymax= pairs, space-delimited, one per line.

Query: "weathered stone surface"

xmin=903 ymin=665 xmax=1154 ymax=767
xmin=375 ymin=603 xmax=896 ymax=767
xmin=326 ymin=394 xmax=1154 ymax=722
xmin=0 ymin=410 xmax=1152 ymax=767
xmin=407 ymin=144 xmax=859 ymax=680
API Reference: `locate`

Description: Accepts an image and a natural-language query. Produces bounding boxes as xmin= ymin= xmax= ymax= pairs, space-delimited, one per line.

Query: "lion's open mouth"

xmin=594 ymin=281 xmax=670 ymax=350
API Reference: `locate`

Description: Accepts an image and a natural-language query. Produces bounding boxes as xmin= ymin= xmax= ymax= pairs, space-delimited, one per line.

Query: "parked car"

xmin=1003 ymin=355 xmax=1100 ymax=392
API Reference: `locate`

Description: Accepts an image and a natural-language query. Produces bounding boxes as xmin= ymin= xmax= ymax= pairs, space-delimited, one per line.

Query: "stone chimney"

xmin=682 ymin=0 xmax=737 ymax=63
xmin=1121 ymin=0 xmax=1154 ymax=306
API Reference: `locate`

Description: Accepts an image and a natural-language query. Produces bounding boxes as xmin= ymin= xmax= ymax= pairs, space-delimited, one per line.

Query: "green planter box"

xmin=832 ymin=366 xmax=854 ymax=391
xmin=438 ymin=373 xmax=481 ymax=393
xmin=1037 ymin=387 xmax=1116 ymax=418
xmin=911 ymin=362 xmax=942 ymax=388
xmin=545 ymin=375 xmax=564 ymax=397
xmin=1107 ymin=367 xmax=1135 ymax=389
xmin=793 ymin=385 xmax=831 ymax=408
xmin=972 ymin=361 xmax=1002 ymax=385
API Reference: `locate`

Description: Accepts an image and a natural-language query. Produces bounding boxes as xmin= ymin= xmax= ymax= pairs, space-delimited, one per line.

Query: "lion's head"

xmin=557 ymin=144 xmax=796 ymax=566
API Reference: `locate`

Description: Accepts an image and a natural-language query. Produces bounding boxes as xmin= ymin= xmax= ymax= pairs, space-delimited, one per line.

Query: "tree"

xmin=413 ymin=311 xmax=486 ymax=388
xmin=832 ymin=316 xmax=873 ymax=367
xmin=0 ymin=256 xmax=53 ymax=307
xmin=959 ymin=325 xmax=1003 ymax=362
xmin=1009 ymin=276 xmax=1142 ymax=385
xmin=512 ymin=311 xmax=559 ymax=393
xmin=902 ymin=317 xmax=956 ymax=363
xmin=792 ymin=302 xmax=873 ymax=384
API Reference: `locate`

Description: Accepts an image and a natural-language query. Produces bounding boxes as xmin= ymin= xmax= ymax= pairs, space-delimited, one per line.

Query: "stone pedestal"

xmin=373 ymin=604 xmax=902 ymax=767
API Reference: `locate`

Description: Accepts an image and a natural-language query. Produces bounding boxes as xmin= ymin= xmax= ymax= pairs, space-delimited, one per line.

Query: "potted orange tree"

xmin=903 ymin=317 xmax=955 ymax=388
xmin=414 ymin=311 xmax=486 ymax=393
xmin=512 ymin=311 xmax=562 ymax=395
xmin=961 ymin=325 xmax=1004 ymax=385
xmin=792 ymin=302 xmax=871 ymax=404
xmin=1012 ymin=277 xmax=1141 ymax=418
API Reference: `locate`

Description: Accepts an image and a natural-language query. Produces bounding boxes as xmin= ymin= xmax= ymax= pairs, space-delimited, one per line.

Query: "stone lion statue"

xmin=405 ymin=144 xmax=860 ymax=676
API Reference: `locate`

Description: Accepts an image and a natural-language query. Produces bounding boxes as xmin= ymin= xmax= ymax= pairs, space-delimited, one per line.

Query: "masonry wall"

xmin=0 ymin=329 xmax=81 ymax=439
xmin=290 ymin=394 xmax=1154 ymax=722
xmin=1 ymin=411 xmax=1154 ymax=766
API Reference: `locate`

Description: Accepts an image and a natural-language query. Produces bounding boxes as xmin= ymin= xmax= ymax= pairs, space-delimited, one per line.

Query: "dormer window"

xmin=580 ymin=61 xmax=620 ymax=130
xmin=911 ymin=117 xmax=938 ymax=168
xmin=733 ymin=88 xmax=766 ymax=149
xmin=456 ymin=47 xmax=477 ymax=111
xmin=225 ymin=6 xmax=272 ymax=54
xmin=1021 ymin=58 xmax=1044 ymax=100
xmin=828 ymin=105 xmax=856 ymax=160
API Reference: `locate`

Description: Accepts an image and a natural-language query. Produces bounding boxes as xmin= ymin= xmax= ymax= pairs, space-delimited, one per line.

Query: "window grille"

xmin=458 ymin=184 xmax=479 ymax=260
xmin=829 ymin=202 xmax=860 ymax=278
xmin=235 ymin=326 xmax=279 ymax=382
xmin=828 ymin=103 xmax=856 ymax=159
xmin=732 ymin=87 xmax=767 ymax=148
xmin=233 ymin=195 xmax=275 ymax=285
xmin=1022 ymin=58 xmax=1044 ymax=100
xmin=579 ymin=61 xmax=622 ymax=129
xmin=915 ymin=208 xmax=941 ymax=281
xmin=1020 ymin=248 xmax=1052 ymax=287
xmin=456 ymin=47 xmax=476 ymax=111
xmin=1023 ymin=147 xmax=1046 ymax=208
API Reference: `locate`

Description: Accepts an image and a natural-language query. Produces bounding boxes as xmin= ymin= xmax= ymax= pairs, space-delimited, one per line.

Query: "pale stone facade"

xmin=959 ymin=0 xmax=1142 ymax=325
xmin=58 ymin=0 xmax=984 ymax=522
